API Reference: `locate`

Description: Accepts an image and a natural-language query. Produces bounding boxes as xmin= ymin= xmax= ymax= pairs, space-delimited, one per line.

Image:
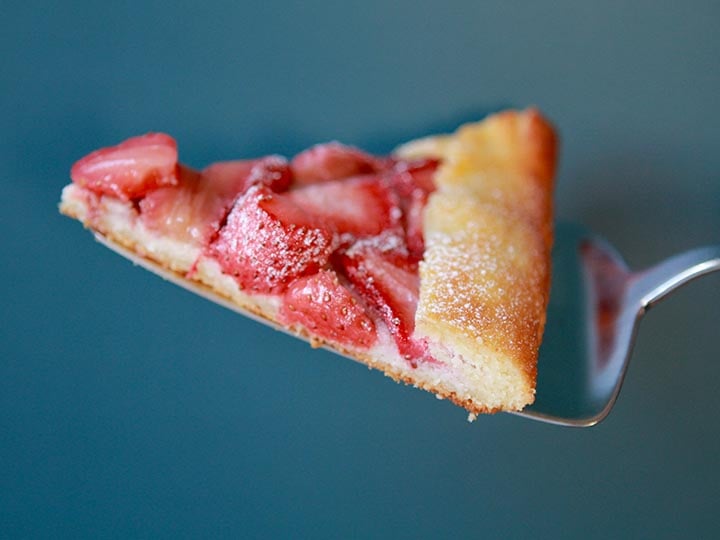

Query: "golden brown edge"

xmin=515 ymin=108 xmax=557 ymax=385
xmin=492 ymin=108 xmax=557 ymax=390
xmin=409 ymin=108 xmax=558 ymax=403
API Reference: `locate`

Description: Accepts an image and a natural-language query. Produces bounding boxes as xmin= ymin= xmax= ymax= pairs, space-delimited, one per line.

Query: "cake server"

xmin=94 ymin=223 xmax=720 ymax=427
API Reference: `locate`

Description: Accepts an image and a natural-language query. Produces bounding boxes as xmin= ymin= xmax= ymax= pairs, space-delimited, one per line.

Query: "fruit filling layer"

xmin=70 ymin=133 xmax=440 ymax=365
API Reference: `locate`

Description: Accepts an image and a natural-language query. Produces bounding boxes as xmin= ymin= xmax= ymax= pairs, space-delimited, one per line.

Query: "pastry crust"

xmin=397 ymin=109 xmax=557 ymax=410
xmin=60 ymin=108 xmax=557 ymax=416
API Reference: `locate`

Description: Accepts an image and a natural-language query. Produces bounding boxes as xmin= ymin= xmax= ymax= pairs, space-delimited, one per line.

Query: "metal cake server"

xmin=95 ymin=223 xmax=720 ymax=427
xmin=515 ymin=223 xmax=720 ymax=427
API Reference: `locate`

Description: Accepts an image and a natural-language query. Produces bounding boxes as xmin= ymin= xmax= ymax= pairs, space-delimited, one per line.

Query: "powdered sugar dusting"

xmin=344 ymin=229 xmax=408 ymax=259
xmin=211 ymin=186 xmax=336 ymax=294
xmin=417 ymin=194 xmax=548 ymax=365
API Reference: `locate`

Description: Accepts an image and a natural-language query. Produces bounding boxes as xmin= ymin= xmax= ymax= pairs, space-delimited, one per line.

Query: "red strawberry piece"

xmin=71 ymin=133 xmax=179 ymax=200
xmin=244 ymin=155 xmax=293 ymax=192
xmin=334 ymin=230 xmax=412 ymax=268
xmin=140 ymin=156 xmax=293 ymax=245
xmin=290 ymin=142 xmax=382 ymax=185
xmin=203 ymin=154 xmax=292 ymax=194
xmin=286 ymin=175 xmax=402 ymax=238
xmin=280 ymin=270 xmax=377 ymax=349
xmin=200 ymin=160 xmax=257 ymax=193
xmin=386 ymin=158 xmax=439 ymax=261
xmin=210 ymin=185 xmax=336 ymax=294
xmin=388 ymin=158 xmax=439 ymax=197
xmin=404 ymin=189 xmax=429 ymax=261
xmin=339 ymin=239 xmax=432 ymax=365
xmin=139 ymin=165 xmax=225 ymax=245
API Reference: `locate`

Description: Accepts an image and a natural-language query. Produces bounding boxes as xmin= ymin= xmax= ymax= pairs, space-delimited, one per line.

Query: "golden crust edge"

xmin=399 ymin=108 xmax=557 ymax=408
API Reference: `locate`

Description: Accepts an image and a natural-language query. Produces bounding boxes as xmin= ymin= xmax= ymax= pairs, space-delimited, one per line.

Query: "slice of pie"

xmin=59 ymin=108 xmax=557 ymax=416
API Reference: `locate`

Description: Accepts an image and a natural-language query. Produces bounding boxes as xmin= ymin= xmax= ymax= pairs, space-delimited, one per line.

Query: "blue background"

xmin=3 ymin=1 xmax=720 ymax=538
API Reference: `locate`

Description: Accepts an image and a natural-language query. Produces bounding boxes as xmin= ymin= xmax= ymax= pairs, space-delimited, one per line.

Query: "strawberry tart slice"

xmin=60 ymin=109 xmax=557 ymax=416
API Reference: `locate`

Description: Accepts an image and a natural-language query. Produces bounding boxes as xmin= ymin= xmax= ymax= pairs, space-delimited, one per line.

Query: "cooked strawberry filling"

xmin=281 ymin=270 xmax=376 ymax=349
xmin=211 ymin=185 xmax=336 ymax=294
xmin=71 ymin=133 xmax=440 ymax=366
xmin=285 ymin=175 xmax=401 ymax=238
xmin=290 ymin=142 xmax=384 ymax=185
xmin=339 ymin=234 xmax=432 ymax=365
xmin=71 ymin=133 xmax=179 ymax=200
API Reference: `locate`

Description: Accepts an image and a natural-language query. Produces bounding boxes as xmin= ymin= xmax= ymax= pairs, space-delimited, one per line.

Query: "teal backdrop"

xmin=2 ymin=2 xmax=719 ymax=538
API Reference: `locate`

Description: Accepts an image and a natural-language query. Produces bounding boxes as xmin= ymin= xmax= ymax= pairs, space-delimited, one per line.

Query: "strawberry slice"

xmin=200 ymin=160 xmax=256 ymax=193
xmin=203 ymin=155 xmax=292 ymax=194
xmin=339 ymin=238 xmax=432 ymax=365
xmin=140 ymin=156 xmax=292 ymax=245
xmin=286 ymin=175 xmax=401 ymax=237
xmin=139 ymin=165 xmax=225 ymax=245
xmin=280 ymin=270 xmax=377 ymax=349
xmin=404 ymin=189 xmax=429 ymax=261
xmin=388 ymin=158 xmax=439 ymax=197
xmin=242 ymin=155 xmax=293 ymax=193
xmin=71 ymin=133 xmax=179 ymax=200
xmin=210 ymin=185 xmax=336 ymax=294
xmin=290 ymin=142 xmax=382 ymax=185
xmin=386 ymin=158 xmax=439 ymax=261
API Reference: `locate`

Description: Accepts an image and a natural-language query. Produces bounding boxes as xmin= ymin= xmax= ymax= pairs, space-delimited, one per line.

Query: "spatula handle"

xmin=629 ymin=245 xmax=720 ymax=312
